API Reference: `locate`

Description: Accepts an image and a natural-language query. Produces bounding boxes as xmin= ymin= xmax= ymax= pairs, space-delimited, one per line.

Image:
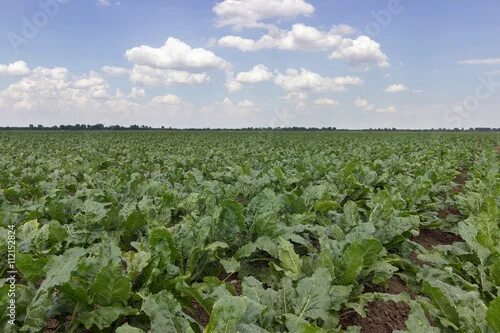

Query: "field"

xmin=0 ymin=131 xmax=499 ymax=333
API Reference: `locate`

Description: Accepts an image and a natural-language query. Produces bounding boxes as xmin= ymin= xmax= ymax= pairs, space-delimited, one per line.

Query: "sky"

xmin=0 ymin=0 xmax=499 ymax=129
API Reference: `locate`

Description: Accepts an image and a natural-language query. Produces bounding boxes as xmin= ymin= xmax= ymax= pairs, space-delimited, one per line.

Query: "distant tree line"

xmin=0 ymin=124 xmax=498 ymax=131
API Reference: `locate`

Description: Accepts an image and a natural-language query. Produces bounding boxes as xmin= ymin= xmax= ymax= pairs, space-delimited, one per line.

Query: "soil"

xmin=43 ymin=318 xmax=60 ymax=333
xmin=411 ymin=228 xmax=463 ymax=250
xmin=340 ymin=300 xmax=410 ymax=333
xmin=451 ymin=167 xmax=469 ymax=193
xmin=409 ymin=251 xmax=425 ymax=267
xmin=189 ymin=300 xmax=210 ymax=328
xmin=364 ymin=276 xmax=411 ymax=296
xmin=437 ymin=206 xmax=461 ymax=219
xmin=219 ymin=272 xmax=242 ymax=295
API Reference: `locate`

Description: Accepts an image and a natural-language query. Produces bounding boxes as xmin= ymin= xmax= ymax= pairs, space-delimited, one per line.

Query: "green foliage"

xmin=0 ymin=131 xmax=497 ymax=332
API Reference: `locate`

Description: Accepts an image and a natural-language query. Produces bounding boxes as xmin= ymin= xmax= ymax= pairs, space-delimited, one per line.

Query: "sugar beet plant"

xmin=0 ymin=131 xmax=499 ymax=332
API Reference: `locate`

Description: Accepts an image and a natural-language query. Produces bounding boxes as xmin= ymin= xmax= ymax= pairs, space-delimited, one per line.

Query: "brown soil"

xmin=411 ymin=228 xmax=463 ymax=250
xmin=43 ymin=318 xmax=60 ymax=333
xmin=451 ymin=167 xmax=469 ymax=193
xmin=189 ymin=300 xmax=210 ymax=328
xmin=340 ymin=300 xmax=410 ymax=333
xmin=364 ymin=276 xmax=411 ymax=296
xmin=437 ymin=206 xmax=461 ymax=219
xmin=409 ymin=251 xmax=425 ymax=267
xmin=219 ymin=272 xmax=242 ymax=295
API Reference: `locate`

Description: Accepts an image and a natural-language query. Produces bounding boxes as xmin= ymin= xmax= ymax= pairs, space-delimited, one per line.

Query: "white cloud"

xmin=457 ymin=58 xmax=500 ymax=65
xmin=152 ymin=94 xmax=181 ymax=105
xmin=213 ymin=0 xmax=314 ymax=29
xmin=225 ymin=64 xmax=274 ymax=92
xmin=125 ymin=37 xmax=228 ymax=71
xmin=218 ymin=24 xmax=347 ymax=52
xmin=354 ymin=97 xmax=374 ymax=111
xmin=274 ymin=68 xmax=363 ymax=92
xmin=314 ymin=98 xmax=339 ymax=108
xmin=73 ymin=71 xmax=106 ymax=89
xmin=354 ymin=97 xmax=395 ymax=113
xmin=218 ymin=36 xmax=258 ymax=52
xmin=237 ymin=100 xmax=255 ymax=107
xmin=130 ymin=65 xmax=209 ymax=86
xmin=98 ymin=0 xmax=121 ymax=6
xmin=0 ymin=67 xmax=112 ymax=111
xmin=330 ymin=36 xmax=389 ymax=68
xmin=129 ymin=87 xmax=146 ymax=99
xmin=375 ymin=106 xmax=396 ymax=113
xmin=217 ymin=24 xmax=389 ymax=68
xmin=0 ymin=61 xmax=31 ymax=76
xmin=384 ymin=84 xmax=408 ymax=93
xmin=225 ymin=79 xmax=243 ymax=93
xmin=283 ymin=91 xmax=308 ymax=108
xmin=236 ymin=64 xmax=273 ymax=83
xmin=101 ymin=66 xmax=129 ymax=77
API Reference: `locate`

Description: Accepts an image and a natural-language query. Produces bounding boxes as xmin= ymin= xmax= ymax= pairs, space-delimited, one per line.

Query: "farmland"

xmin=0 ymin=131 xmax=499 ymax=332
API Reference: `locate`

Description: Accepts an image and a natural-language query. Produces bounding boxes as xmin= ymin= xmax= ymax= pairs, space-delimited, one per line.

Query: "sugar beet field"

xmin=0 ymin=131 xmax=499 ymax=333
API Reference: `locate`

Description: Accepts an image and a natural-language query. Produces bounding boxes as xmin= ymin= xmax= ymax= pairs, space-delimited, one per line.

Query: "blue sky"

xmin=0 ymin=0 xmax=499 ymax=128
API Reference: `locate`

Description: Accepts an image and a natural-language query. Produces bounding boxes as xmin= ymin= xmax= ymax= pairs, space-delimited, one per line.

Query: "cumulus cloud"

xmin=129 ymin=87 xmax=146 ymax=99
xmin=218 ymin=24 xmax=347 ymax=52
xmin=0 ymin=61 xmax=31 ymax=76
xmin=384 ymin=84 xmax=408 ymax=93
xmin=330 ymin=36 xmax=389 ymax=68
xmin=354 ymin=97 xmax=396 ymax=113
xmin=152 ymin=94 xmax=182 ymax=105
xmin=225 ymin=64 xmax=273 ymax=92
xmin=274 ymin=68 xmax=363 ymax=92
xmin=314 ymin=98 xmax=339 ymax=108
xmin=101 ymin=66 xmax=129 ymax=77
xmin=457 ymin=58 xmax=500 ymax=65
xmin=375 ymin=106 xmax=396 ymax=113
xmin=225 ymin=80 xmax=243 ymax=93
xmin=125 ymin=37 xmax=228 ymax=71
xmin=354 ymin=97 xmax=374 ymax=111
xmin=217 ymin=24 xmax=389 ymax=68
xmin=0 ymin=67 xmax=111 ymax=111
xmin=213 ymin=0 xmax=314 ymax=29
xmin=283 ymin=91 xmax=308 ymax=109
xmin=236 ymin=64 xmax=273 ymax=83
xmin=130 ymin=65 xmax=209 ymax=86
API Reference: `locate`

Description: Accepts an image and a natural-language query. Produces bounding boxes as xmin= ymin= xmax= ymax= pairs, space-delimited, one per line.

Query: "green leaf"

xmin=141 ymin=290 xmax=195 ymax=333
xmin=293 ymin=268 xmax=332 ymax=322
xmin=343 ymin=201 xmax=360 ymax=226
xmin=90 ymin=266 xmax=131 ymax=306
xmin=487 ymin=297 xmax=500 ymax=333
xmin=422 ymin=280 xmax=459 ymax=327
xmin=314 ymin=200 xmax=337 ymax=214
xmin=278 ymin=238 xmax=303 ymax=280
xmin=79 ymin=304 xmax=137 ymax=330
xmin=342 ymin=239 xmax=383 ymax=284
xmin=16 ymin=253 xmax=48 ymax=281
xmin=41 ymin=247 xmax=86 ymax=289
xmin=115 ymin=323 xmax=146 ymax=333
xmin=21 ymin=289 xmax=52 ymax=332
xmin=236 ymin=236 xmax=278 ymax=259
xmin=205 ymin=296 xmax=264 ymax=333
xmin=397 ymin=302 xmax=439 ymax=333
